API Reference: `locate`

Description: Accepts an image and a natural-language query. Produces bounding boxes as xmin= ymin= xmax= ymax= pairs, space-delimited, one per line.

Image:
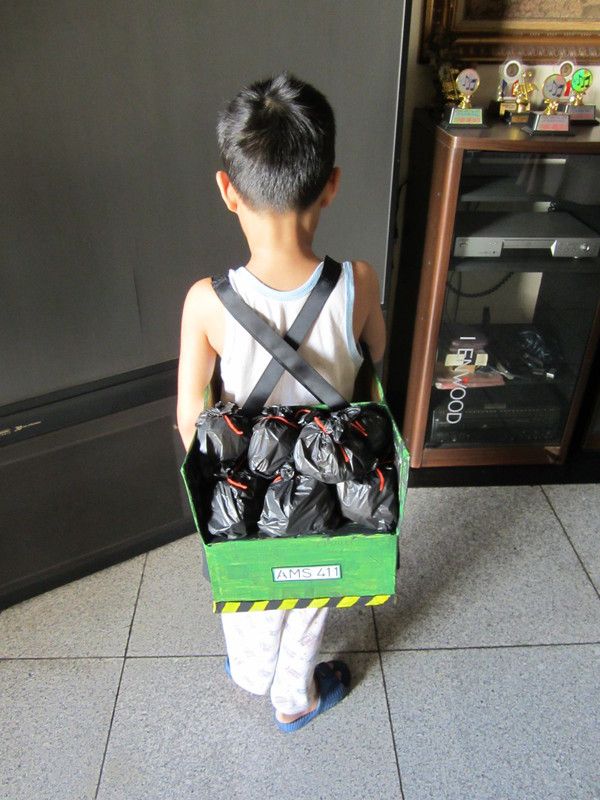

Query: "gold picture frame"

xmin=421 ymin=0 xmax=600 ymax=64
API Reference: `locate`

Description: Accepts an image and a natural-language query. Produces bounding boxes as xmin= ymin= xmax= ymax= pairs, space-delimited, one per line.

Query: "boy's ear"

xmin=320 ymin=167 xmax=341 ymax=208
xmin=215 ymin=171 xmax=239 ymax=213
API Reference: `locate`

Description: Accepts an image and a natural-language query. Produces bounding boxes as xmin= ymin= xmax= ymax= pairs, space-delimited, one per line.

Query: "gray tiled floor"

xmin=1 ymin=483 xmax=599 ymax=800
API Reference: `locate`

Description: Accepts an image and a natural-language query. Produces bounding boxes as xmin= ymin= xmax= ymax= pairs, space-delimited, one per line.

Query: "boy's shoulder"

xmin=351 ymin=259 xmax=379 ymax=284
xmin=181 ymin=276 xmax=223 ymax=331
xmin=350 ymin=259 xmax=381 ymax=301
xmin=185 ymin=274 xmax=215 ymax=296
xmin=184 ymin=276 xmax=220 ymax=308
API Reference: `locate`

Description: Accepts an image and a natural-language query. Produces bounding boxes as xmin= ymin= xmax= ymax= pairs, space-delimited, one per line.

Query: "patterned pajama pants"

xmin=220 ymin=606 xmax=329 ymax=715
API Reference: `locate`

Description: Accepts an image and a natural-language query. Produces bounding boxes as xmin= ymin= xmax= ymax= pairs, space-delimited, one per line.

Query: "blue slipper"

xmin=275 ymin=660 xmax=351 ymax=733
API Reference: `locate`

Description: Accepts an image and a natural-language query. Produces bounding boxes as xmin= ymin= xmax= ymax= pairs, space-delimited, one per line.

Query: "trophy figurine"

xmin=443 ymin=68 xmax=485 ymax=127
xmin=558 ymin=59 xmax=576 ymax=99
xmin=564 ymin=67 xmax=597 ymax=123
xmin=438 ymin=63 xmax=461 ymax=106
xmin=490 ymin=59 xmax=521 ymax=118
xmin=523 ymin=73 xmax=571 ymax=135
xmin=505 ymin=68 xmax=537 ymax=124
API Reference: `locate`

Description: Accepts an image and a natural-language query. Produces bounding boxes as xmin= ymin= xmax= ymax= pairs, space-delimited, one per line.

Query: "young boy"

xmin=176 ymin=72 xmax=386 ymax=731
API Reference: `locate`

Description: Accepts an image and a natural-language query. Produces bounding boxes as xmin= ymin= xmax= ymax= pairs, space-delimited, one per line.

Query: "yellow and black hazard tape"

xmin=213 ymin=595 xmax=392 ymax=613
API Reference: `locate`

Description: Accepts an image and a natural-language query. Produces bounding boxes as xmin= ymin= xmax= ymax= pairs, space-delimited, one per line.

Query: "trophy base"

xmin=522 ymin=111 xmax=572 ymax=135
xmin=489 ymin=99 xmax=517 ymax=118
xmin=442 ymin=106 xmax=486 ymax=128
xmin=504 ymin=110 xmax=530 ymax=125
xmin=561 ymin=103 xmax=598 ymax=124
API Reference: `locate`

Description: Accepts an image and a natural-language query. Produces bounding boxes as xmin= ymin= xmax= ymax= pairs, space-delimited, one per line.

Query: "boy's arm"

xmin=353 ymin=260 xmax=387 ymax=370
xmin=176 ymin=279 xmax=218 ymax=451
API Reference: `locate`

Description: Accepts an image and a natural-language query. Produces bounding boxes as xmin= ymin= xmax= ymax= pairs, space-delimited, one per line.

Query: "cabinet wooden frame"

xmin=402 ymin=112 xmax=600 ymax=468
xmin=582 ymin=384 xmax=600 ymax=451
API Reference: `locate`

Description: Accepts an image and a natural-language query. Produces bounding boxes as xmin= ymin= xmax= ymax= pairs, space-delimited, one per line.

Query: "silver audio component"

xmin=453 ymin=212 xmax=600 ymax=258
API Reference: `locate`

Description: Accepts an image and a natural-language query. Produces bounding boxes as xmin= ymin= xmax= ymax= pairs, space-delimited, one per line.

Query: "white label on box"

xmin=272 ymin=565 xmax=342 ymax=582
xmin=445 ymin=351 xmax=488 ymax=367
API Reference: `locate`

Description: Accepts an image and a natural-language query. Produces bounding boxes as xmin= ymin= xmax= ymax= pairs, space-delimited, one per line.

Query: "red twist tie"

xmin=375 ymin=467 xmax=385 ymax=493
xmin=226 ymin=477 xmax=248 ymax=490
xmin=351 ymin=420 xmax=368 ymax=437
xmin=223 ymin=415 xmax=244 ymax=436
xmin=313 ymin=416 xmax=329 ymax=434
xmin=338 ymin=444 xmax=350 ymax=464
xmin=266 ymin=415 xmax=299 ymax=429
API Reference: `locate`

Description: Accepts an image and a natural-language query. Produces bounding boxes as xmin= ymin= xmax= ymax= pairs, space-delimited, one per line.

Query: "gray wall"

xmin=1 ymin=1 xmax=408 ymax=407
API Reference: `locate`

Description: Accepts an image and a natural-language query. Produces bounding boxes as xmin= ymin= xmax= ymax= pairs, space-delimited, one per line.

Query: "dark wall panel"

xmin=1 ymin=1 xmax=407 ymax=407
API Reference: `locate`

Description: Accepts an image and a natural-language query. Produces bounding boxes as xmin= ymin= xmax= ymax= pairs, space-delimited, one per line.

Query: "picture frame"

xmin=421 ymin=0 xmax=600 ymax=64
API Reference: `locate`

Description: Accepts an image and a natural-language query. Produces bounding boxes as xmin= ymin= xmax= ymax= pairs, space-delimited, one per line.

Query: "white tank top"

xmin=220 ymin=260 xmax=363 ymax=408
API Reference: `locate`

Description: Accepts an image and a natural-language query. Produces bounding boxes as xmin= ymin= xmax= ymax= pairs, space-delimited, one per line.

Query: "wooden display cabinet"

xmin=582 ymin=381 xmax=600 ymax=450
xmin=399 ymin=111 xmax=600 ymax=468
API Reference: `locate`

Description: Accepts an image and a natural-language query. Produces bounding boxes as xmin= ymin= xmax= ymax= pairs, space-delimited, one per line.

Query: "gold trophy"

xmin=558 ymin=59 xmax=576 ymax=98
xmin=505 ymin=68 xmax=537 ymax=124
xmin=438 ymin=63 xmax=461 ymax=105
xmin=523 ymin=73 xmax=571 ymax=135
xmin=491 ymin=59 xmax=521 ymax=118
xmin=564 ymin=67 xmax=597 ymax=123
xmin=443 ymin=68 xmax=485 ymax=127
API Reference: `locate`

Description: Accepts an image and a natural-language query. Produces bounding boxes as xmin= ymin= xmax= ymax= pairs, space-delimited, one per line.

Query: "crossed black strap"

xmin=212 ymin=256 xmax=348 ymax=413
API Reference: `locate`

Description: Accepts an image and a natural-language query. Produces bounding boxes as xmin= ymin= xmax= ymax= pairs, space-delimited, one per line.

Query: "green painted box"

xmin=180 ymin=369 xmax=409 ymax=613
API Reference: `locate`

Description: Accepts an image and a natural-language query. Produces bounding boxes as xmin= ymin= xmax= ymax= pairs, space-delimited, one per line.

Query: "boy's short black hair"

xmin=217 ymin=72 xmax=336 ymax=212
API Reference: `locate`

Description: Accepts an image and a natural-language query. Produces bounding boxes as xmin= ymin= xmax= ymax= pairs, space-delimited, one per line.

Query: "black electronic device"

xmin=429 ymin=386 xmax=564 ymax=446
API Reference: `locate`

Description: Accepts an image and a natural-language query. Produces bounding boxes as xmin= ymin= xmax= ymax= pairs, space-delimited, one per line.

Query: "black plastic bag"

xmin=258 ymin=463 xmax=340 ymax=537
xmin=336 ymin=463 xmax=398 ymax=532
xmin=293 ymin=406 xmax=391 ymax=483
xmin=208 ymin=469 xmax=266 ymax=539
xmin=247 ymin=406 xmax=301 ymax=477
xmin=195 ymin=401 xmax=251 ymax=477
xmin=330 ymin=405 xmax=392 ymax=474
xmin=292 ymin=412 xmax=351 ymax=483
xmin=346 ymin=404 xmax=394 ymax=460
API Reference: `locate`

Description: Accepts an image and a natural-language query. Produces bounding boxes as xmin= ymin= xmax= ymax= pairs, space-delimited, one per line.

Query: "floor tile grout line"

xmin=0 ymin=648 xmax=382 ymax=662
xmin=373 ymin=607 xmax=406 ymax=800
xmin=93 ymin=551 xmax=149 ymax=800
xmin=540 ymin=486 xmax=600 ymax=603
xmin=124 ymin=551 xmax=150 ymax=660
xmin=0 ymin=655 xmax=125 ymax=662
xmin=4 ymin=642 xmax=600 ymax=663
xmin=379 ymin=640 xmax=600 ymax=654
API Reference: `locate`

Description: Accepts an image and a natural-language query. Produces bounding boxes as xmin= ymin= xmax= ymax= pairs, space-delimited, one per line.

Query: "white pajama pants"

xmin=221 ymin=606 xmax=329 ymax=715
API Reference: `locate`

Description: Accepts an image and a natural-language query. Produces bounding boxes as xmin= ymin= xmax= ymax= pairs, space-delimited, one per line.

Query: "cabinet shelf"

xmin=450 ymin=255 xmax=600 ymax=273
xmin=433 ymin=322 xmax=578 ymax=392
xmin=432 ymin=367 xmax=576 ymax=393
xmin=459 ymin=177 xmax=553 ymax=204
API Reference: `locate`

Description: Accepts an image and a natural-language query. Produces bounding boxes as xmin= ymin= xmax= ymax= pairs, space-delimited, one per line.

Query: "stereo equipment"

xmin=453 ymin=211 xmax=600 ymax=258
xmin=429 ymin=387 xmax=564 ymax=446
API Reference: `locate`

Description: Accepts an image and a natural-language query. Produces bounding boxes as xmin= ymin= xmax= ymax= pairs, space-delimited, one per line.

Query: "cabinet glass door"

xmin=426 ymin=151 xmax=600 ymax=450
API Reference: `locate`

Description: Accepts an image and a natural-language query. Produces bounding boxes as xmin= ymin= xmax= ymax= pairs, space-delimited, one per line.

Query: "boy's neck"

xmin=239 ymin=205 xmax=322 ymax=277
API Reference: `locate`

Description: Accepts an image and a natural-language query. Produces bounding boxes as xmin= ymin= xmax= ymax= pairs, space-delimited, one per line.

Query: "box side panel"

xmin=205 ymin=533 xmax=397 ymax=602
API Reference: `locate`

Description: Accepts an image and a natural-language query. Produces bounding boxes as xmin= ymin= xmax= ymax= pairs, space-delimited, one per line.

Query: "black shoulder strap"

xmin=244 ymin=256 xmax=341 ymax=412
xmin=212 ymin=258 xmax=348 ymax=410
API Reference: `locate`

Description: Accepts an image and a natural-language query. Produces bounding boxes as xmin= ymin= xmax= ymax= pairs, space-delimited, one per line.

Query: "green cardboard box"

xmin=180 ymin=367 xmax=409 ymax=613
